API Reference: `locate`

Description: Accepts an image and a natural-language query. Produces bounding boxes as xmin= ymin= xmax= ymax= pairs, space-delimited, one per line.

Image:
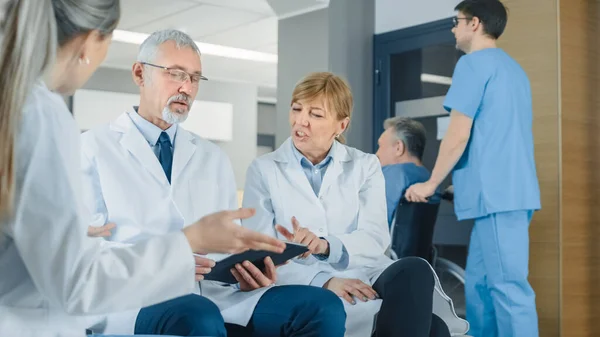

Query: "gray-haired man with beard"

xmin=80 ymin=29 xmax=346 ymax=337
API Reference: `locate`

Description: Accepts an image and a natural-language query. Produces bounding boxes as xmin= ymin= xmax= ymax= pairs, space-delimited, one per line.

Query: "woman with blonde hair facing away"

xmin=242 ymin=72 xmax=453 ymax=337
xmin=0 ymin=1 xmax=284 ymax=336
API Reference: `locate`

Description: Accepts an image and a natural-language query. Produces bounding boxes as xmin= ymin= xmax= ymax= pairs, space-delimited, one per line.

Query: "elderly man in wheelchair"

xmin=376 ymin=117 xmax=469 ymax=336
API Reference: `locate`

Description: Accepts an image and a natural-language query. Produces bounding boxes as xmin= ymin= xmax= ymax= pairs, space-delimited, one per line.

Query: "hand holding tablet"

xmin=203 ymin=242 xmax=309 ymax=284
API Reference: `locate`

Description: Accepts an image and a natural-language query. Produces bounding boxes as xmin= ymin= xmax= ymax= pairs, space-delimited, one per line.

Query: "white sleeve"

xmin=221 ymin=153 xmax=241 ymax=218
xmin=332 ymin=155 xmax=391 ymax=268
xmin=11 ymin=96 xmax=196 ymax=315
xmin=241 ymin=160 xmax=322 ymax=286
xmin=80 ymin=133 xmax=109 ymax=228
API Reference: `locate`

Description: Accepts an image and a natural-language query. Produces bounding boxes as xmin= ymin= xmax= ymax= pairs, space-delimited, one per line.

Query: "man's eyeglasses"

xmin=452 ymin=16 xmax=472 ymax=27
xmin=140 ymin=62 xmax=208 ymax=85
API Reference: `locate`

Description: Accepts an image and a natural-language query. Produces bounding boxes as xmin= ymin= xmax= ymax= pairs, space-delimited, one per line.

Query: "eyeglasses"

xmin=452 ymin=16 xmax=472 ymax=27
xmin=140 ymin=62 xmax=208 ymax=85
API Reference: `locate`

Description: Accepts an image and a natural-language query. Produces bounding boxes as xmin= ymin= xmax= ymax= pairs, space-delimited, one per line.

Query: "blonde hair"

xmin=291 ymin=72 xmax=353 ymax=144
xmin=0 ymin=0 xmax=120 ymax=219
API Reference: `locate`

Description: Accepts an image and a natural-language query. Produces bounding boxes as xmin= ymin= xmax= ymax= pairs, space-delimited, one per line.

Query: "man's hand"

xmin=323 ymin=277 xmax=379 ymax=305
xmin=183 ymin=208 xmax=286 ymax=255
xmin=275 ymin=217 xmax=328 ymax=258
xmin=230 ymin=257 xmax=280 ymax=291
xmin=87 ymin=223 xmax=116 ymax=238
xmin=405 ymin=181 xmax=438 ymax=203
xmin=194 ymin=255 xmax=216 ymax=281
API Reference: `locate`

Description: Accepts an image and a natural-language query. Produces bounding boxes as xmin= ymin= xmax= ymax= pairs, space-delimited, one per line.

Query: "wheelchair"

xmin=389 ymin=186 xmax=466 ymax=320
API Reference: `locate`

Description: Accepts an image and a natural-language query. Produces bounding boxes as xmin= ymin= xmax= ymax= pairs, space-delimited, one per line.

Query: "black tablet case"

xmin=204 ymin=242 xmax=309 ymax=284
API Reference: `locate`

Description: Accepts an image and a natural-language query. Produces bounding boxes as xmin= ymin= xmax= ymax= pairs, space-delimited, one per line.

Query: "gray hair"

xmin=383 ymin=116 xmax=427 ymax=160
xmin=137 ymin=29 xmax=201 ymax=64
xmin=0 ymin=0 xmax=119 ymax=218
xmin=53 ymin=0 xmax=120 ymax=47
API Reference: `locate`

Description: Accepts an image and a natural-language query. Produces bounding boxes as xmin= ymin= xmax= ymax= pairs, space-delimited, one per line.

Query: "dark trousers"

xmin=372 ymin=257 xmax=451 ymax=337
xmin=134 ymin=295 xmax=224 ymax=336
xmin=135 ymin=285 xmax=346 ymax=337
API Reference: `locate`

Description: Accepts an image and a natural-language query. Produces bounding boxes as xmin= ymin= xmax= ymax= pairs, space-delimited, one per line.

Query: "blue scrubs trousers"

xmin=465 ymin=210 xmax=539 ymax=337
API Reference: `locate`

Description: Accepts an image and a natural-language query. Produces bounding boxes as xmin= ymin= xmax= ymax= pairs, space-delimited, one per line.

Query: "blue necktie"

xmin=158 ymin=132 xmax=173 ymax=183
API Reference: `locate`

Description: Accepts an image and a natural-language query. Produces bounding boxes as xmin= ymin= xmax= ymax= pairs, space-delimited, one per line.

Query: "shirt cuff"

xmin=310 ymin=272 xmax=334 ymax=288
xmin=317 ymin=236 xmax=343 ymax=262
xmin=313 ymin=236 xmax=349 ymax=270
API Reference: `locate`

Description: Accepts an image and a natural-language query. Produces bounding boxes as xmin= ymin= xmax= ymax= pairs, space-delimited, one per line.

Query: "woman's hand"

xmin=87 ymin=223 xmax=115 ymax=238
xmin=275 ymin=217 xmax=328 ymax=258
xmin=183 ymin=208 xmax=286 ymax=255
xmin=323 ymin=277 xmax=379 ymax=305
xmin=231 ymin=257 xmax=280 ymax=292
xmin=194 ymin=255 xmax=215 ymax=281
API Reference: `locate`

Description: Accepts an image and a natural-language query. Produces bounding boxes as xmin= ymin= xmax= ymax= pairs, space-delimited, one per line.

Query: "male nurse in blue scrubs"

xmin=405 ymin=1 xmax=541 ymax=336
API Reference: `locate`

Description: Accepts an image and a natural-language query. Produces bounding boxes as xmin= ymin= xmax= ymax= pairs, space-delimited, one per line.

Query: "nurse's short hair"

xmin=383 ymin=117 xmax=427 ymax=160
xmin=455 ymin=0 xmax=508 ymax=39
xmin=137 ymin=29 xmax=201 ymax=64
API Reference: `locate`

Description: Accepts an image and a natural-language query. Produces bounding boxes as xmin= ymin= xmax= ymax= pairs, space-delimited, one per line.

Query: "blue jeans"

xmin=135 ymin=285 xmax=346 ymax=336
xmin=465 ymin=210 xmax=539 ymax=337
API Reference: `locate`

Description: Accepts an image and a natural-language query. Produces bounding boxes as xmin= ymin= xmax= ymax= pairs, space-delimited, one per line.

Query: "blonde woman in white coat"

xmin=0 ymin=1 xmax=284 ymax=337
xmin=242 ymin=72 xmax=452 ymax=337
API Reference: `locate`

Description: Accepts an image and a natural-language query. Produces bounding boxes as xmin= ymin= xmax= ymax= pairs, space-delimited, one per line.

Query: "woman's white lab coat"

xmin=242 ymin=138 xmax=468 ymax=337
xmin=0 ymin=82 xmax=197 ymax=337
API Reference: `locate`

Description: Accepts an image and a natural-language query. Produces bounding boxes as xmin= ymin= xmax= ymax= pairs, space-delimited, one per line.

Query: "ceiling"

xmin=102 ymin=0 xmax=329 ymax=99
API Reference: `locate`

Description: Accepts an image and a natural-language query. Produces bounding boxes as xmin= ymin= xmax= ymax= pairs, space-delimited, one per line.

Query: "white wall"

xmin=82 ymin=67 xmax=257 ymax=188
xmin=276 ymin=2 xmax=375 ymax=152
xmin=74 ymin=90 xmax=234 ymax=142
xmin=276 ymin=8 xmax=329 ymax=148
xmin=257 ymin=103 xmax=276 ymax=135
xmin=328 ymin=0 xmax=375 ymax=152
xmin=196 ymin=81 xmax=258 ymax=189
xmin=375 ymin=0 xmax=460 ymax=34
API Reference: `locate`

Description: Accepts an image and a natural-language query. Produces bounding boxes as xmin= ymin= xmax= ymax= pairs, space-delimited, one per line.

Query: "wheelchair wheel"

xmin=434 ymin=257 xmax=466 ymax=319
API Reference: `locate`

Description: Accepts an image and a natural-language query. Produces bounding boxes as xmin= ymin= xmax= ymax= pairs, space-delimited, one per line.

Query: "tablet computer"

xmin=203 ymin=242 xmax=309 ymax=284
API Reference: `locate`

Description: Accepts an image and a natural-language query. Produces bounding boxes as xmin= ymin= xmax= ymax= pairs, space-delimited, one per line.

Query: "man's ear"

xmin=471 ymin=16 xmax=483 ymax=33
xmin=395 ymin=140 xmax=405 ymax=157
xmin=132 ymin=62 xmax=145 ymax=87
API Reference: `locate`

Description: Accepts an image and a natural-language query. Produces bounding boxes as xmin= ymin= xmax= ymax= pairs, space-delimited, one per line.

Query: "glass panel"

xmin=389 ymin=42 xmax=463 ymax=106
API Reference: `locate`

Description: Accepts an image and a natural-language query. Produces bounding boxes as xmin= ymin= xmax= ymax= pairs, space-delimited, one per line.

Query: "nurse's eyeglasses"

xmin=140 ymin=62 xmax=208 ymax=85
xmin=452 ymin=16 xmax=473 ymax=27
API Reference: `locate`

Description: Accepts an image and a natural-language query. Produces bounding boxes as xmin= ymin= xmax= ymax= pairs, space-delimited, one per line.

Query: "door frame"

xmin=372 ymin=18 xmax=455 ymax=153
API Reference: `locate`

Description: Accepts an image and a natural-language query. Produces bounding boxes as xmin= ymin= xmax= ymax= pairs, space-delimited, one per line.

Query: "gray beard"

xmin=162 ymin=106 xmax=189 ymax=124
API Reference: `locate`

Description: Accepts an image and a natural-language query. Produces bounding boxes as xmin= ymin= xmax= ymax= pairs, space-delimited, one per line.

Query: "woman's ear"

xmin=339 ymin=117 xmax=350 ymax=133
xmin=67 ymin=32 xmax=92 ymax=64
xmin=78 ymin=30 xmax=104 ymax=59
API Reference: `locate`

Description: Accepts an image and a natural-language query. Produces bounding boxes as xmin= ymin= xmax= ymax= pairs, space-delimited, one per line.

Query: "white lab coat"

xmin=80 ymin=112 xmax=269 ymax=334
xmin=242 ymin=138 xmax=468 ymax=337
xmin=0 ymin=83 xmax=197 ymax=337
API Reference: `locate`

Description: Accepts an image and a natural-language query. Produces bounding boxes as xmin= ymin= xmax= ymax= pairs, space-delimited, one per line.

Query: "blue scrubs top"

xmin=443 ymin=48 xmax=541 ymax=220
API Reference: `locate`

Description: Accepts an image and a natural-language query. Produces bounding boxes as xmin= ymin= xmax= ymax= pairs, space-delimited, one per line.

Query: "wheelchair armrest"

xmin=390 ymin=249 xmax=398 ymax=260
xmin=441 ymin=186 xmax=454 ymax=202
